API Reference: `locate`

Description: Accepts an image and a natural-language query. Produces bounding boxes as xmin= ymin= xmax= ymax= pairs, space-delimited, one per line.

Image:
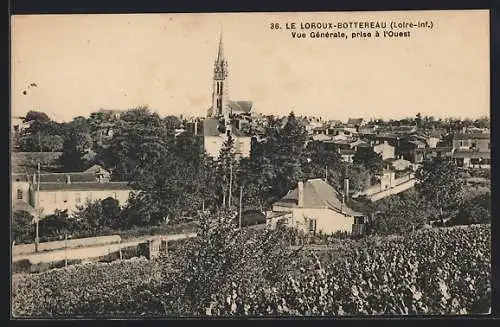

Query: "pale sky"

xmin=11 ymin=10 xmax=489 ymax=122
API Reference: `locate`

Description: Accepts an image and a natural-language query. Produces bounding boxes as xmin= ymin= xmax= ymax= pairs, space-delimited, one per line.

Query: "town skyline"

xmin=11 ymin=11 xmax=489 ymax=122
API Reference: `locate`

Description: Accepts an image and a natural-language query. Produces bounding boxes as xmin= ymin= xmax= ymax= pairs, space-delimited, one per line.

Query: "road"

xmin=12 ymin=233 xmax=197 ymax=264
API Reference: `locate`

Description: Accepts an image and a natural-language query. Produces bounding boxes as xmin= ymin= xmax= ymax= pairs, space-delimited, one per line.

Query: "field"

xmin=12 ymin=224 xmax=490 ymax=317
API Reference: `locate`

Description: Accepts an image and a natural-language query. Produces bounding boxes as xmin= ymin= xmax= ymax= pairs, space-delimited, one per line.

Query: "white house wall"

xmin=204 ymin=136 xmax=251 ymax=158
xmin=291 ymin=208 xmax=354 ymax=234
xmin=373 ymin=143 xmax=395 ymax=160
xmin=35 ymin=189 xmax=132 ymax=217
xmin=12 ymin=181 xmax=31 ymax=205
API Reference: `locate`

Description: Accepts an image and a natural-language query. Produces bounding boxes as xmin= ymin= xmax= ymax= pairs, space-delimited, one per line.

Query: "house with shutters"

xmin=266 ymin=178 xmax=365 ymax=235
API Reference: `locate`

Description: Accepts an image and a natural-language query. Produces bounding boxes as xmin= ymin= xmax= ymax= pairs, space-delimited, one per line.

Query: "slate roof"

xmin=453 ymin=133 xmax=490 ymax=140
xmin=228 ymin=100 xmax=253 ymax=114
xmin=202 ymin=118 xmax=250 ymax=137
xmin=452 ymin=150 xmax=490 ymax=159
xmin=38 ymin=182 xmax=132 ymax=192
xmin=12 ymin=201 xmax=36 ymax=214
xmin=273 ymin=178 xmax=363 ymax=216
xmin=312 ymin=134 xmax=332 ymax=142
xmin=347 ymin=118 xmax=363 ymax=125
xmin=38 ymin=173 xmax=99 ymax=183
xmin=202 ymin=118 xmax=221 ymax=137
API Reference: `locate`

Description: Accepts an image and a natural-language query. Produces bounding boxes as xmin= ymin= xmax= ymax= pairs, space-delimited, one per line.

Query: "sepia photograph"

xmin=10 ymin=10 xmax=491 ymax=317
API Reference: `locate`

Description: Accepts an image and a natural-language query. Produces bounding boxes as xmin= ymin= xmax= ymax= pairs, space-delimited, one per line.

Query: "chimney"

xmin=343 ymin=177 xmax=349 ymax=203
xmin=66 ymin=175 xmax=71 ymax=184
xmin=297 ymin=181 xmax=304 ymax=208
xmin=33 ymin=173 xmax=37 ymax=184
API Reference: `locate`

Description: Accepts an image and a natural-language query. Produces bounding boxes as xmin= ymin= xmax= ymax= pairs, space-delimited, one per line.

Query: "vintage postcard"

xmin=11 ymin=10 xmax=490 ymax=318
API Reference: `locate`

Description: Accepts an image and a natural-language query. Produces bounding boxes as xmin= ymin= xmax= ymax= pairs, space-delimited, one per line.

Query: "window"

xmin=309 ymin=219 xmax=317 ymax=234
xmin=17 ymin=189 xmax=23 ymax=200
xmin=354 ymin=216 xmax=365 ymax=225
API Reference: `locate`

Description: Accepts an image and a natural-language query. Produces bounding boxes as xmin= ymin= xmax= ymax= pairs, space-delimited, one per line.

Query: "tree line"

xmin=12 ymin=108 xmax=490 ymax=243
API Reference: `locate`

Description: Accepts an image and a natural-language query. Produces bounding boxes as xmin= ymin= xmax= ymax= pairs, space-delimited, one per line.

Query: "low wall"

xmin=12 ymin=235 xmax=122 ymax=256
xmin=370 ymin=179 xmax=416 ymax=202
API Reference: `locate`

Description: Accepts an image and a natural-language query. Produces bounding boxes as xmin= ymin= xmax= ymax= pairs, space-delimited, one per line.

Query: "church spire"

xmin=216 ymin=30 xmax=225 ymax=63
xmin=210 ymin=30 xmax=229 ymax=118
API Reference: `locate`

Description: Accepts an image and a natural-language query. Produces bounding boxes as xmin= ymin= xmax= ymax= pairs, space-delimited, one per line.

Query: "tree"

xmin=165 ymin=210 xmax=300 ymax=316
xmin=415 ymin=157 xmax=466 ymax=222
xmin=164 ymin=115 xmax=182 ymax=135
xmin=217 ymin=135 xmax=237 ymax=208
xmin=24 ymin=110 xmax=50 ymax=123
xmin=353 ymin=147 xmax=385 ymax=178
xmin=415 ymin=112 xmax=422 ymax=128
xmin=369 ymin=190 xmax=437 ymax=235
xmin=39 ymin=211 xmax=72 ymax=240
xmin=20 ymin=134 xmax=65 ymax=152
xmin=449 ymin=192 xmax=491 ymax=226
xmin=97 ymin=107 xmax=170 ymax=181
xmin=12 ymin=211 xmax=34 ymax=244
xmin=59 ymin=129 xmax=93 ymax=171
xmin=100 ymin=197 xmax=122 ymax=228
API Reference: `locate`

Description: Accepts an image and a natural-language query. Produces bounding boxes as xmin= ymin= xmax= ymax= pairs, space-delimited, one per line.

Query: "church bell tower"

xmin=211 ymin=32 xmax=229 ymax=119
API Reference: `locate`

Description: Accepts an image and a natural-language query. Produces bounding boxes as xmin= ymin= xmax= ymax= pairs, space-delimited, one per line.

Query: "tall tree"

xmin=415 ymin=157 xmax=466 ymax=222
xmin=353 ymin=147 xmax=385 ymax=177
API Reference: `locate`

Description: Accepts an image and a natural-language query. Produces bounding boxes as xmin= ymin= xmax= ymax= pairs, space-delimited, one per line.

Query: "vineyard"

xmin=12 ymin=224 xmax=490 ymax=317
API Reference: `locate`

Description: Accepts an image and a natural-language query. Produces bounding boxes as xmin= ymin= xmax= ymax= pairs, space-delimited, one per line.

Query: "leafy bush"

xmin=448 ymin=192 xmax=491 ymax=226
xmin=12 ymin=223 xmax=491 ymax=317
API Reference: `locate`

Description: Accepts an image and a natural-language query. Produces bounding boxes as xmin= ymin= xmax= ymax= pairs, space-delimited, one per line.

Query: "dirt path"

xmin=12 ymin=233 xmax=197 ymax=264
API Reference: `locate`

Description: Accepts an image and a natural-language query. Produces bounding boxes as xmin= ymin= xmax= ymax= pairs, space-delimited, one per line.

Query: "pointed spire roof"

xmin=216 ymin=30 xmax=225 ymax=63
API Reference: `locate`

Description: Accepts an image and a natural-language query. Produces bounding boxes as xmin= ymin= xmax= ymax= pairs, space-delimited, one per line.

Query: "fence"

xmin=12 ymin=235 xmax=122 ymax=256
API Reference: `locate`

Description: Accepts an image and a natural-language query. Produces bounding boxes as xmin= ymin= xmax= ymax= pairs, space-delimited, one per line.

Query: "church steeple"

xmin=216 ymin=31 xmax=225 ymax=63
xmin=210 ymin=31 xmax=229 ymax=118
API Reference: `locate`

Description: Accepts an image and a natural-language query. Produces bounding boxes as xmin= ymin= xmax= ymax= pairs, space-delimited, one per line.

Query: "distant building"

xmin=398 ymin=139 xmax=426 ymax=163
xmin=202 ymin=33 xmax=252 ymax=159
xmin=11 ymin=166 xmax=133 ymax=218
xmin=373 ymin=141 xmax=396 ymax=160
xmin=346 ymin=118 xmax=365 ymax=128
xmin=202 ymin=118 xmax=251 ymax=159
xmin=451 ymin=133 xmax=490 ymax=169
xmin=206 ymin=33 xmax=254 ymax=118
xmin=452 ymin=133 xmax=490 ymax=152
xmin=267 ymin=179 xmax=365 ymax=235
xmin=11 ymin=116 xmax=32 ymax=136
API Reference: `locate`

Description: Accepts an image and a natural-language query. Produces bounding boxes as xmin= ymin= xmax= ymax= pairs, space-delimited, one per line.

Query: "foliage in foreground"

xmin=12 ymin=222 xmax=490 ymax=317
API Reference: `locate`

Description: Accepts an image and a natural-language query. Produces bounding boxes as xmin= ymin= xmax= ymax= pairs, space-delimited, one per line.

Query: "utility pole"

xmin=228 ymin=160 xmax=233 ymax=208
xmin=35 ymin=162 xmax=41 ymax=253
xmin=65 ymin=233 xmax=68 ymax=268
xmin=222 ymin=186 xmax=226 ymax=208
xmin=325 ymin=165 xmax=328 ymax=182
xmin=239 ymin=186 xmax=243 ymax=229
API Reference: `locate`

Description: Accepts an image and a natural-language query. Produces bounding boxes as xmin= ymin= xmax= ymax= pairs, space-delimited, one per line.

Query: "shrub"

xmin=12 ymin=222 xmax=491 ymax=317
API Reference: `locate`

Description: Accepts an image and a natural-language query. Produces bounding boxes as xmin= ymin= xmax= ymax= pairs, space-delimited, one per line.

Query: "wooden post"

xmin=228 ymin=161 xmax=233 ymax=208
xmin=64 ymin=233 xmax=68 ymax=268
xmin=222 ymin=186 xmax=226 ymax=208
xmin=239 ymin=186 xmax=243 ymax=229
xmin=35 ymin=162 xmax=40 ymax=253
xmin=119 ymin=239 xmax=123 ymax=260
